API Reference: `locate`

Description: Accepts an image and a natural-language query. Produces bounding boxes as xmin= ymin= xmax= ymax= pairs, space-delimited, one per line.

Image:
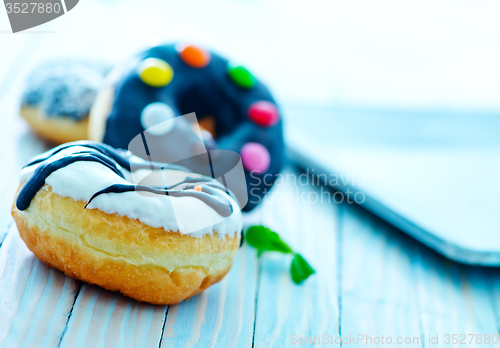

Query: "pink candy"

xmin=240 ymin=142 xmax=271 ymax=174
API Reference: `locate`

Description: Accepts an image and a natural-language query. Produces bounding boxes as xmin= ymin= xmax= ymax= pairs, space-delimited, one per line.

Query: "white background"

xmin=1 ymin=0 xmax=500 ymax=113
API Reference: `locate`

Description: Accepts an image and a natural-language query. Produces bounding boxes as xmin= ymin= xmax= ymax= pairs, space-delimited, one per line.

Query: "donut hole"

xmin=197 ymin=115 xmax=216 ymax=139
xmin=174 ymin=86 xmax=222 ymax=141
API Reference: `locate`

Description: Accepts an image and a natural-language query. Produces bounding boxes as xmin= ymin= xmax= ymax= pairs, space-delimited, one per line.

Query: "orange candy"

xmin=178 ymin=44 xmax=211 ymax=68
xmin=194 ymin=185 xmax=203 ymax=192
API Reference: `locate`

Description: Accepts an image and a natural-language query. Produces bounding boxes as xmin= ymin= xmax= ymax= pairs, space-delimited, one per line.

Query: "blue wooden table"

xmin=1 ymin=147 xmax=499 ymax=347
xmin=1 ymin=4 xmax=500 ymax=346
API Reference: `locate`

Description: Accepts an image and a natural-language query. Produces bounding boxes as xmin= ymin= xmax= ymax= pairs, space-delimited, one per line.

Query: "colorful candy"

xmin=248 ymin=101 xmax=280 ymax=127
xmin=93 ymin=43 xmax=284 ymax=211
xmin=178 ymin=44 xmax=211 ymax=68
xmin=240 ymin=142 xmax=271 ymax=174
xmin=138 ymin=58 xmax=174 ymax=87
xmin=140 ymin=102 xmax=175 ymax=135
xmin=227 ymin=63 xmax=256 ymax=89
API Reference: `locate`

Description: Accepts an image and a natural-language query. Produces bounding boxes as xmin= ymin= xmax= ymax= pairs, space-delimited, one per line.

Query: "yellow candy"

xmin=137 ymin=58 xmax=174 ymax=87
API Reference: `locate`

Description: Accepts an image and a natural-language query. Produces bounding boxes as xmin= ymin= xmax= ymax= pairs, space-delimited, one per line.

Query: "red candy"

xmin=247 ymin=101 xmax=280 ymax=127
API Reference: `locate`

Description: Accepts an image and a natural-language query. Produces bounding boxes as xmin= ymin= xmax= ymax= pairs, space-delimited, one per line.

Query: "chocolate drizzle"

xmin=16 ymin=141 xmax=235 ymax=217
xmin=17 ymin=152 xmax=125 ymax=211
xmin=84 ymin=180 xmax=233 ymax=217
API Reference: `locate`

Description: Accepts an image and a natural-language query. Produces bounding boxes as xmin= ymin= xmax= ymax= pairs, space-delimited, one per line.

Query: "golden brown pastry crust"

xmin=20 ymin=106 xmax=89 ymax=144
xmin=12 ymin=184 xmax=240 ymax=305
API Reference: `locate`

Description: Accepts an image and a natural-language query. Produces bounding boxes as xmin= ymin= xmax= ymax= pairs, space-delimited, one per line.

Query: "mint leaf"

xmin=290 ymin=253 xmax=315 ymax=284
xmin=245 ymin=225 xmax=314 ymax=285
xmin=245 ymin=225 xmax=292 ymax=254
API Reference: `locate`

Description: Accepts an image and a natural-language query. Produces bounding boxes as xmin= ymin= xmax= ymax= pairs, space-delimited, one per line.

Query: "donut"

xmin=11 ymin=141 xmax=242 ymax=305
xmin=89 ymin=43 xmax=285 ymax=211
xmin=20 ymin=59 xmax=109 ymax=144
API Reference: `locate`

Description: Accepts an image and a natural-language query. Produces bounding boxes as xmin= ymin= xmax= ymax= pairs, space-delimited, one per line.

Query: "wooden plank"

xmin=340 ymin=202 xmax=422 ymax=347
xmin=253 ymin=169 xmax=339 ymax=347
xmin=59 ymin=284 xmax=167 ymax=348
xmin=414 ymin=245 xmax=500 ymax=348
xmin=0 ymin=223 xmax=81 ymax=348
xmin=160 ymin=210 xmax=261 ymax=347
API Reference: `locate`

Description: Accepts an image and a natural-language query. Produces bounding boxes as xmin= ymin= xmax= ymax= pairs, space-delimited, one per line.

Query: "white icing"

xmin=20 ymin=147 xmax=243 ymax=238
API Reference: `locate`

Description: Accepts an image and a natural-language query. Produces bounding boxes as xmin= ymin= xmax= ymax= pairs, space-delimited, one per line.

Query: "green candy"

xmin=227 ymin=63 xmax=256 ymax=89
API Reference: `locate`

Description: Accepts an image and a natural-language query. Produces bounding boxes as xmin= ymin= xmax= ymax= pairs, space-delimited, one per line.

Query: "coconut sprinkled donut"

xmin=11 ymin=141 xmax=242 ymax=305
xmin=21 ymin=59 xmax=109 ymax=144
xmin=89 ymin=43 xmax=284 ymax=211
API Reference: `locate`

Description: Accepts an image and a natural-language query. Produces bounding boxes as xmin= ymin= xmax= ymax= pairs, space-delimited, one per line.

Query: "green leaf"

xmin=245 ymin=225 xmax=293 ymax=255
xmin=290 ymin=253 xmax=316 ymax=284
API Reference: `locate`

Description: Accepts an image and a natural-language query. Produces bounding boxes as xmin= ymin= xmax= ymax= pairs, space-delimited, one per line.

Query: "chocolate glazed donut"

xmin=89 ymin=43 xmax=285 ymax=211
